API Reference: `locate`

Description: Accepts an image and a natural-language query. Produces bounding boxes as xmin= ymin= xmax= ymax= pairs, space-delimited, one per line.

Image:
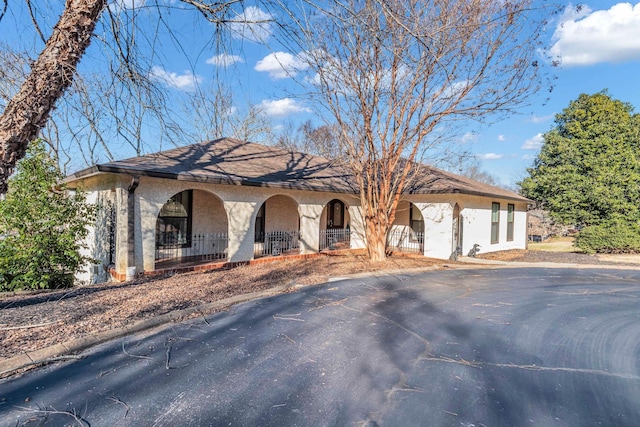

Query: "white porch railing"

xmin=254 ymin=230 xmax=301 ymax=257
xmin=319 ymin=228 xmax=351 ymax=251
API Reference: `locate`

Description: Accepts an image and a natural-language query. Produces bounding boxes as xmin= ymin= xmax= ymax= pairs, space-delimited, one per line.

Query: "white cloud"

xmin=550 ymin=3 xmax=640 ymax=66
xmin=229 ymin=6 xmax=273 ymax=43
xmin=442 ymin=80 xmax=470 ymax=99
xmin=259 ymin=98 xmax=311 ymax=117
xmin=255 ymin=52 xmax=309 ymax=80
xmin=497 ymin=134 xmax=506 ymax=142
xmin=149 ymin=66 xmax=202 ymax=91
xmin=522 ymin=154 xmax=536 ymax=160
xmin=109 ymin=0 xmax=145 ymax=12
xmin=476 ymin=153 xmax=503 ymax=160
xmin=530 ymin=113 xmax=554 ymax=124
xmin=459 ymin=132 xmax=477 ymax=144
xmin=521 ymin=133 xmax=544 ymax=150
xmin=206 ymin=54 xmax=244 ymax=67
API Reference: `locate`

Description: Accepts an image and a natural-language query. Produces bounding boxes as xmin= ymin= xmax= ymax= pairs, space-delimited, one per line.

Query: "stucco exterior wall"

xmin=393 ymin=195 xmax=528 ymax=259
xmin=264 ymin=195 xmax=299 ymax=232
xmin=456 ymin=196 xmax=528 ymax=256
xmin=130 ymin=176 xmax=363 ymax=273
xmin=73 ymin=172 xmax=527 ymax=283
xmin=70 ymin=174 xmax=128 ymax=284
xmin=191 ymin=189 xmax=228 ymax=235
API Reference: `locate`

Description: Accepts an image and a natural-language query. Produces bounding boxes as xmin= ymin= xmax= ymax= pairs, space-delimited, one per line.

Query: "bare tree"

xmin=297 ymin=0 xmax=551 ymax=260
xmin=445 ymin=152 xmax=499 ymax=186
xmin=0 ymin=0 xmax=105 ymax=193
xmin=189 ymin=83 xmax=276 ymax=143
xmin=275 ymin=120 xmax=341 ymax=159
xmin=0 ymin=0 xmax=279 ymax=191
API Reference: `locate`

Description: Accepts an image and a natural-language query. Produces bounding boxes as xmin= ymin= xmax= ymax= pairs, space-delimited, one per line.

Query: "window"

xmin=255 ymin=203 xmax=266 ymax=242
xmin=507 ymin=204 xmax=515 ymax=242
xmin=156 ymin=190 xmax=192 ymax=248
xmin=491 ymin=202 xmax=500 ymax=244
xmin=410 ymin=204 xmax=424 ymax=240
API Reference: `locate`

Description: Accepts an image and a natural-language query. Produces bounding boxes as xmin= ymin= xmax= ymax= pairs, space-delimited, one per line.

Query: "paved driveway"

xmin=1 ymin=268 xmax=640 ymax=426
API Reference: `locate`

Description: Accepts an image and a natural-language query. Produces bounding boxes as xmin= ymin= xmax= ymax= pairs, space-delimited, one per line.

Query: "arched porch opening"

xmin=319 ymin=198 xmax=351 ymax=251
xmin=155 ymin=189 xmax=229 ymax=268
xmin=254 ymin=195 xmax=301 ymax=257
xmin=387 ymin=201 xmax=424 ymax=254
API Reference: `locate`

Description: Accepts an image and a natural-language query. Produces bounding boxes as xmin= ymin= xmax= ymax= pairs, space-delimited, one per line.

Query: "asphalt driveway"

xmin=1 ymin=268 xmax=640 ymax=426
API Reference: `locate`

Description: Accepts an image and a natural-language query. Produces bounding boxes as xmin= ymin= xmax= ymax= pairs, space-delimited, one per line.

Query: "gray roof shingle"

xmin=66 ymin=137 xmax=528 ymax=201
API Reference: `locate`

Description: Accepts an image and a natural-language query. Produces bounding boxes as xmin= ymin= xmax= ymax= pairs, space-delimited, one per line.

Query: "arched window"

xmin=156 ymin=190 xmax=192 ymax=248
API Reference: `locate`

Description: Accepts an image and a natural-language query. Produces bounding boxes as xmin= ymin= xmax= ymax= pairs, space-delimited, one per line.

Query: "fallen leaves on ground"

xmin=0 ymin=254 xmax=447 ymax=359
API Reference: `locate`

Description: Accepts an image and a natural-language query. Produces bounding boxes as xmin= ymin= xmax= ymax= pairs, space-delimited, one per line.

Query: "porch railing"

xmin=254 ymin=230 xmax=301 ymax=257
xmin=319 ymin=228 xmax=351 ymax=251
xmin=386 ymin=229 xmax=424 ymax=254
xmin=155 ymin=232 xmax=228 ymax=265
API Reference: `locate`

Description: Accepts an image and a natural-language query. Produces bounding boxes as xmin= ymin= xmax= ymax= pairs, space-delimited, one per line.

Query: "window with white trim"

xmin=491 ymin=202 xmax=500 ymax=244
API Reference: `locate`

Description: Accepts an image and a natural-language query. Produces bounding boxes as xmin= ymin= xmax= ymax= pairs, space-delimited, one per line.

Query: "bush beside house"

xmin=0 ymin=140 xmax=96 ymax=291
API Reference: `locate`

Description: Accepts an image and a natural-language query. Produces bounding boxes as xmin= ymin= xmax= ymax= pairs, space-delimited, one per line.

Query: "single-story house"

xmin=65 ymin=138 xmax=529 ymax=284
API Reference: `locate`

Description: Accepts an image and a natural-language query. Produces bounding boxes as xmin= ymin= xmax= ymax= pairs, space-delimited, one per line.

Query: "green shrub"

xmin=574 ymin=220 xmax=640 ymax=254
xmin=0 ymin=140 xmax=95 ymax=292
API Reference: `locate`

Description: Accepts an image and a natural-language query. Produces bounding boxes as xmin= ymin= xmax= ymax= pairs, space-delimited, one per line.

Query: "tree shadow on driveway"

xmin=1 ymin=269 xmax=640 ymax=426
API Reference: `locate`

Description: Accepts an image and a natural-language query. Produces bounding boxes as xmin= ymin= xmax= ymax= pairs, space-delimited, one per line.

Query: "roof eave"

xmin=408 ymin=187 xmax=530 ymax=202
xmin=66 ymin=164 xmax=358 ymax=194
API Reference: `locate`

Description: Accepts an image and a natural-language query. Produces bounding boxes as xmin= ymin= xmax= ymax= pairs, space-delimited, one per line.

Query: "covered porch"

xmin=147 ymin=188 xmax=362 ymax=273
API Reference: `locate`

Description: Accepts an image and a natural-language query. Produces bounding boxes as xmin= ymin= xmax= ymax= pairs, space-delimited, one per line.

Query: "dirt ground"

xmin=1 ymin=249 xmax=637 ymax=363
xmin=0 ymin=254 xmax=450 ymax=361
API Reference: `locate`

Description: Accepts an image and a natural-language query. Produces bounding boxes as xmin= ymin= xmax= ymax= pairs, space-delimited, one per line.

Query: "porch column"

xmin=418 ymin=202 xmax=454 ymax=259
xmin=114 ymin=185 xmax=129 ymax=278
xmin=126 ymin=176 xmax=140 ymax=280
xmin=348 ymin=205 xmax=367 ymax=250
xmin=298 ymin=204 xmax=323 ymax=253
xmin=224 ymin=201 xmax=257 ymax=262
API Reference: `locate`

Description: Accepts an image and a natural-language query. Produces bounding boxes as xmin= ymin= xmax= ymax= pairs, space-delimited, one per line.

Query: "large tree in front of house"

xmin=520 ymin=92 xmax=640 ymax=226
xmin=520 ymin=92 xmax=640 ymax=254
xmin=299 ymin=0 xmax=551 ymax=261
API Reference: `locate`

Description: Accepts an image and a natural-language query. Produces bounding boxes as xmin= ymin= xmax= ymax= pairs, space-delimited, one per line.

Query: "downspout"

xmin=126 ymin=175 xmax=140 ymax=280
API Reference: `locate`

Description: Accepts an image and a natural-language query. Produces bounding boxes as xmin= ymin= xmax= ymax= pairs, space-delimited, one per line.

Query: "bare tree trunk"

xmin=0 ymin=0 xmax=106 ymax=192
xmin=365 ymin=210 xmax=390 ymax=262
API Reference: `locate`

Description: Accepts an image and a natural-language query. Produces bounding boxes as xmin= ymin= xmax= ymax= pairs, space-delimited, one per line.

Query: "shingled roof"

xmin=66 ymin=137 xmax=528 ymax=201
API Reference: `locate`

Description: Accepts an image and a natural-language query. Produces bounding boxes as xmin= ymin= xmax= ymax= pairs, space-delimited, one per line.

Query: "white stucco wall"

xmin=192 ymin=189 xmax=228 ymax=235
xmin=457 ymin=196 xmax=528 ymax=256
xmin=264 ymin=195 xmax=299 ymax=232
xmin=392 ymin=195 xmax=528 ymax=259
xmin=73 ymin=172 xmax=528 ymax=282
xmin=71 ymin=174 xmax=128 ymax=284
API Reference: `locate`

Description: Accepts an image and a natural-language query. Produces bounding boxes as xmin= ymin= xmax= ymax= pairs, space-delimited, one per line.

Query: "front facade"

xmin=67 ymin=138 xmax=529 ymax=284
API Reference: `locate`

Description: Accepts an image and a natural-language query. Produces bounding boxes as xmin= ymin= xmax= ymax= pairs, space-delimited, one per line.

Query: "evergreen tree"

xmin=0 ymin=140 xmax=95 ymax=290
xmin=520 ymin=92 xmax=640 ymax=226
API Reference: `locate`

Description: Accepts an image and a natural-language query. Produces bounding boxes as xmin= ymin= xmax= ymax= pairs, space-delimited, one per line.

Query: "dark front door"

xmin=327 ymin=200 xmax=344 ymax=229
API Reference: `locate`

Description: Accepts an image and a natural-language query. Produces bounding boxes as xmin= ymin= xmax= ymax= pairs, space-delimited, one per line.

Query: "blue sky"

xmin=461 ymin=1 xmax=640 ymax=186
xmin=2 ymin=1 xmax=640 ymax=187
xmin=162 ymin=1 xmax=640 ymax=188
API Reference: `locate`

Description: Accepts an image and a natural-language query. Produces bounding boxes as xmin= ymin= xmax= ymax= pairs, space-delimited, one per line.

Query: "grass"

xmin=528 ymin=236 xmax=582 ymax=253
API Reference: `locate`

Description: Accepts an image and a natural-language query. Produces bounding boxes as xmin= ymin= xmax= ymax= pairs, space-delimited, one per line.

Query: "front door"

xmin=327 ymin=199 xmax=344 ymax=229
